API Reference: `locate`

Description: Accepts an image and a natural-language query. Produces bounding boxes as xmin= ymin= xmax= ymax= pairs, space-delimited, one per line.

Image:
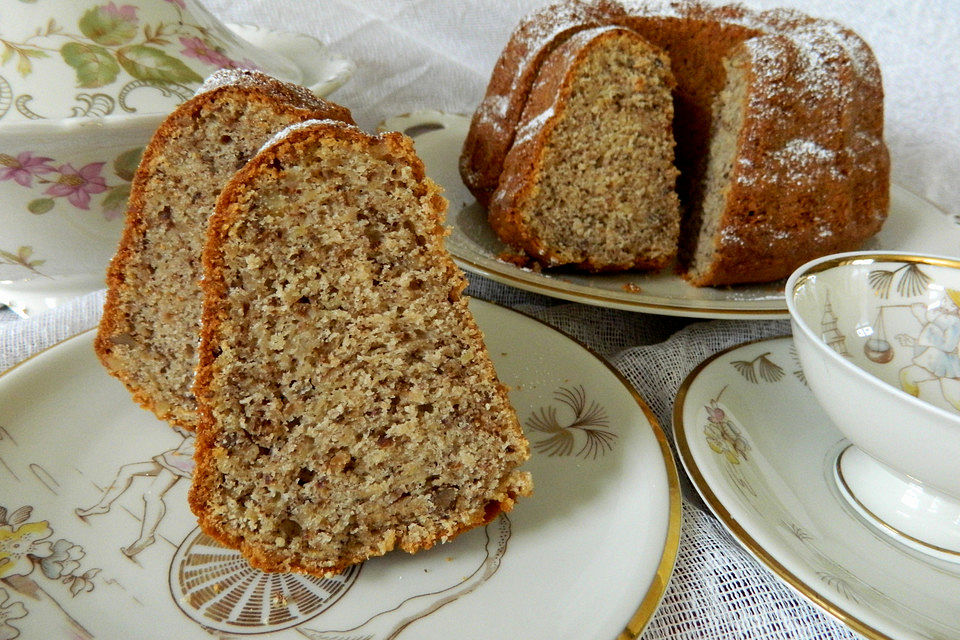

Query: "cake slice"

xmin=189 ymin=119 xmax=533 ymax=576
xmin=95 ymin=70 xmax=353 ymax=429
xmin=488 ymin=26 xmax=680 ymax=272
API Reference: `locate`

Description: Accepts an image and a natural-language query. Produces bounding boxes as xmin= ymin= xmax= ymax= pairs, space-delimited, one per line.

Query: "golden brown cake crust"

xmin=95 ymin=70 xmax=354 ymax=430
xmin=683 ymin=34 xmax=890 ymax=285
xmin=460 ymin=0 xmax=890 ymax=286
xmin=190 ymin=120 xmax=531 ymax=576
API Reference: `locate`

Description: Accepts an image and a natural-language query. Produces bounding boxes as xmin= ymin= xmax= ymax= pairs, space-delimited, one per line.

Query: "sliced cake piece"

xmin=189 ymin=119 xmax=533 ymax=576
xmin=488 ymin=25 xmax=680 ymax=272
xmin=95 ymin=70 xmax=354 ymax=430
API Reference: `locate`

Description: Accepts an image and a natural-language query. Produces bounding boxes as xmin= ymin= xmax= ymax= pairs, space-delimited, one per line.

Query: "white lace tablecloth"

xmin=2 ymin=1 xmax=959 ymax=638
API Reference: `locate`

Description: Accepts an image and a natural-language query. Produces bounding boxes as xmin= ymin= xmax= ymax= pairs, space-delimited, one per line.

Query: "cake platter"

xmin=382 ymin=112 xmax=960 ymax=320
xmin=673 ymin=336 xmax=960 ymax=640
xmin=0 ymin=299 xmax=680 ymax=640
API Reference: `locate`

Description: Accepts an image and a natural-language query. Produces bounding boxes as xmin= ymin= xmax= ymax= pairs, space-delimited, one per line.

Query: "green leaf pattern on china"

xmin=112 ymin=147 xmax=143 ymax=181
xmin=27 ymin=198 xmax=55 ymax=214
xmin=3 ymin=2 xmax=246 ymax=110
xmin=116 ymin=44 xmax=203 ymax=85
xmin=59 ymin=42 xmax=120 ymax=88
xmin=78 ymin=5 xmax=139 ymax=47
xmin=101 ymin=183 xmax=131 ymax=213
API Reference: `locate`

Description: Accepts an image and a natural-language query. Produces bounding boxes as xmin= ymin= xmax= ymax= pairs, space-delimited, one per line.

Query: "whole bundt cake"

xmin=190 ymin=119 xmax=532 ymax=576
xmin=460 ymin=0 xmax=890 ymax=286
xmin=95 ymin=70 xmax=353 ymax=429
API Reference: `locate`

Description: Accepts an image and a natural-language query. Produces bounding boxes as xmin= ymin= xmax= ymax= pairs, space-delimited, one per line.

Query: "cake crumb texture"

xmin=190 ymin=120 xmax=532 ymax=576
xmin=95 ymin=70 xmax=353 ymax=429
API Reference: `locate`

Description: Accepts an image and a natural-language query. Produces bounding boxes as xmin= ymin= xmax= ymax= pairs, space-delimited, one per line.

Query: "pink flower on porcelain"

xmin=0 ymin=152 xmax=56 ymax=188
xmin=179 ymin=36 xmax=232 ymax=67
xmin=706 ymin=403 xmax=726 ymax=425
xmin=44 ymin=163 xmax=108 ymax=210
xmin=102 ymin=1 xmax=138 ymax=21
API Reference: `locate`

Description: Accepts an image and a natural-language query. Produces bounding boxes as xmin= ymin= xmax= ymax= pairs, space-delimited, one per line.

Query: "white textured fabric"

xmin=0 ymin=290 xmax=105 ymax=371
xmin=2 ymin=1 xmax=958 ymax=638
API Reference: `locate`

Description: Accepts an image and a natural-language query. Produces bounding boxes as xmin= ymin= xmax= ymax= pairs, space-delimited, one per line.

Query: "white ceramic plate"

xmin=0 ymin=299 xmax=680 ymax=640
xmin=382 ymin=112 xmax=960 ymax=320
xmin=673 ymin=335 xmax=960 ymax=640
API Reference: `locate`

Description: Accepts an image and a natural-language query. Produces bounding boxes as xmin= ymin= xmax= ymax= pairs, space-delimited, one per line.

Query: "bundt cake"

xmin=189 ymin=119 xmax=533 ymax=576
xmin=460 ymin=0 xmax=890 ymax=286
xmin=491 ymin=25 xmax=681 ymax=271
xmin=95 ymin=70 xmax=353 ymax=429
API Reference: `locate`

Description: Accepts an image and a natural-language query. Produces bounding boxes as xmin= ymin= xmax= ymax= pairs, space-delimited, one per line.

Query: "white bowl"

xmin=0 ymin=1 xmax=353 ymax=316
xmin=787 ymin=251 xmax=960 ymax=561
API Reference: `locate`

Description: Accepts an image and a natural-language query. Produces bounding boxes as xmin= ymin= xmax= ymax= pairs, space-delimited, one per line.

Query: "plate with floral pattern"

xmin=380 ymin=112 xmax=960 ymax=320
xmin=0 ymin=299 xmax=680 ymax=640
xmin=674 ymin=336 xmax=960 ymax=640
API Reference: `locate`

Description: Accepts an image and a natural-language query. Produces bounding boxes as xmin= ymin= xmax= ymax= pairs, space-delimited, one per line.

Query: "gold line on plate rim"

xmin=672 ymin=335 xmax=894 ymax=640
xmin=833 ymin=444 xmax=960 ymax=558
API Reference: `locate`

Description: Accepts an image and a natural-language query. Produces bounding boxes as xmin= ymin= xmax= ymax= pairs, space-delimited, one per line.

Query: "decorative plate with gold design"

xmin=674 ymin=336 xmax=960 ymax=640
xmin=381 ymin=112 xmax=960 ymax=320
xmin=0 ymin=299 xmax=680 ymax=639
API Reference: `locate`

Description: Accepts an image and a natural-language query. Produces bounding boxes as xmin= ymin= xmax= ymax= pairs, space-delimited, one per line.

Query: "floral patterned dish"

xmin=0 ymin=299 xmax=680 ymax=639
xmin=0 ymin=2 xmax=353 ymax=317
xmin=674 ymin=336 xmax=960 ymax=640
xmin=381 ymin=112 xmax=960 ymax=320
xmin=0 ymin=0 xmax=343 ymax=123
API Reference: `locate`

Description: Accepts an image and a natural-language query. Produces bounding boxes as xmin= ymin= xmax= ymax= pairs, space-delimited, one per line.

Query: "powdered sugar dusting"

xmin=258 ymin=118 xmax=358 ymax=155
xmin=196 ymin=68 xmax=270 ymax=96
xmin=771 ymin=139 xmax=844 ymax=182
xmin=610 ymin=0 xmax=685 ymax=19
xmin=468 ymin=0 xmax=887 ymax=259
xmin=487 ymin=94 xmax=511 ymax=119
xmin=514 ymin=0 xmax=604 ymax=52
xmin=514 ymin=106 xmax=556 ymax=146
xmin=777 ymin=139 xmax=836 ymax=163
xmin=193 ymin=67 xmax=333 ymax=115
xmin=720 ymin=226 xmax=745 ymax=246
xmin=475 ymin=0 xmax=884 ymax=149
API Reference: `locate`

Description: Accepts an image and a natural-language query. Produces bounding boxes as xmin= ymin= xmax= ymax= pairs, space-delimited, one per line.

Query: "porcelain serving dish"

xmin=787 ymin=251 xmax=960 ymax=561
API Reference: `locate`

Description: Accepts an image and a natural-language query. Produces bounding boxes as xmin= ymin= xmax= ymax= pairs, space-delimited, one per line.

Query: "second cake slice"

xmin=190 ymin=119 xmax=533 ymax=576
xmin=95 ymin=70 xmax=353 ymax=429
xmin=489 ymin=26 xmax=680 ymax=272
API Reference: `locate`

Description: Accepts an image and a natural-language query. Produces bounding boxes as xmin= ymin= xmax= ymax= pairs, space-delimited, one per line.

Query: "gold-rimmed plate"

xmin=673 ymin=335 xmax=960 ymax=640
xmin=382 ymin=112 xmax=960 ymax=320
xmin=0 ymin=299 xmax=679 ymax=639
